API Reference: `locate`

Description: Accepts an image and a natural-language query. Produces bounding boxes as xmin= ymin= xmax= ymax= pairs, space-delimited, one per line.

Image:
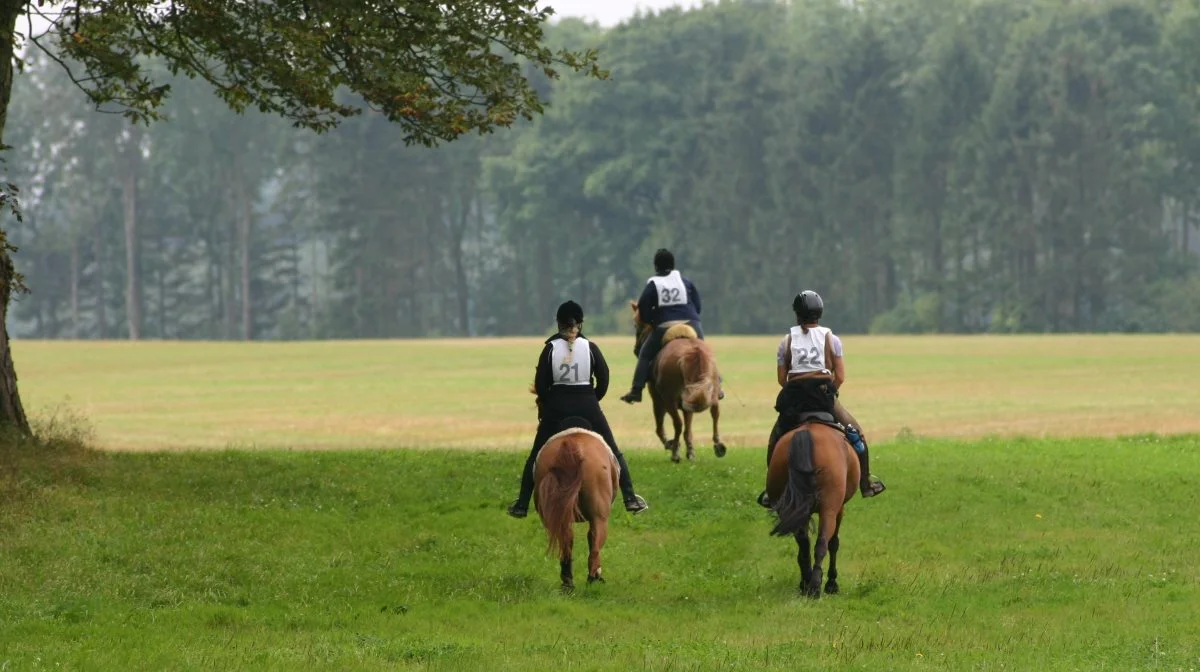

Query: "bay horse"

xmin=766 ymin=420 xmax=860 ymax=598
xmin=630 ymin=301 xmax=726 ymax=463
xmin=533 ymin=417 xmax=620 ymax=593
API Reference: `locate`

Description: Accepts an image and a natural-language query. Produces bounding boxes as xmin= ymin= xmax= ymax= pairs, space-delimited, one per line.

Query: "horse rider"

xmin=620 ymin=248 xmax=723 ymax=404
xmin=757 ymin=290 xmax=886 ymax=507
xmin=508 ymin=300 xmax=650 ymax=518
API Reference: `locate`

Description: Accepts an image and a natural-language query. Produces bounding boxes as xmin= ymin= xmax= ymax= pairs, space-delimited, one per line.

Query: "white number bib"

xmin=788 ymin=325 xmax=831 ymax=374
xmin=649 ymin=270 xmax=688 ymax=307
xmin=550 ymin=337 xmax=592 ymax=386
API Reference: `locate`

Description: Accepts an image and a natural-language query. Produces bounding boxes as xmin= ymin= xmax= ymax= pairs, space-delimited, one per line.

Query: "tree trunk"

xmin=223 ymin=216 xmax=236 ymax=340
xmin=122 ymin=126 xmax=143 ymax=340
xmin=1185 ymin=205 xmax=1192 ymax=256
xmin=310 ymin=237 xmax=320 ymax=337
xmin=536 ymin=235 xmax=553 ymax=323
xmin=93 ymin=210 xmax=107 ymax=338
xmin=70 ymin=235 xmax=81 ymax=339
xmin=157 ymin=231 xmax=167 ymax=338
xmin=237 ymin=178 xmax=253 ymax=340
xmin=0 ymin=0 xmax=31 ymax=433
xmin=205 ymin=234 xmax=218 ymax=339
xmin=450 ymin=197 xmax=471 ymax=337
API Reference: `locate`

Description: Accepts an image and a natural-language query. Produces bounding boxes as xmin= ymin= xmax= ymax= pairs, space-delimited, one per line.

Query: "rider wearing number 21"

xmin=507 ymin=300 xmax=650 ymax=519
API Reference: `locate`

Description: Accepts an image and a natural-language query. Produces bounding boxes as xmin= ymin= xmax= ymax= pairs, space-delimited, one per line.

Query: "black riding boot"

xmin=611 ymin=450 xmax=648 ymax=514
xmin=508 ymin=455 xmax=537 ymax=518
xmin=621 ymin=355 xmax=653 ymax=404
xmin=758 ymin=417 xmax=785 ymax=508
xmin=856 ymin=439 xmax=886 ymax=498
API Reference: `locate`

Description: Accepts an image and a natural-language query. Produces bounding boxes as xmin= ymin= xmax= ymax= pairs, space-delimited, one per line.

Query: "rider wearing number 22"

xmin=508 ymin=300 xmax=650 ymax=519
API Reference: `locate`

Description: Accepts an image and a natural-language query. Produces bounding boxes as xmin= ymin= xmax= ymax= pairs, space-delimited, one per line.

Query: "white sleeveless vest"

xmin=648 ymin=270 xmax=688 ymax=307
xmin=788 ymin=325 xmax=832 ymax=375
xmin=550 ymin=337 xmax=592 ymax=386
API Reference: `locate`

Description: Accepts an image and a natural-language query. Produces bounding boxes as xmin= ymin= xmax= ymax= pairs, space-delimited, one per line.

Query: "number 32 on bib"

xmin=650 ymin=271 xmax=688 ymax=307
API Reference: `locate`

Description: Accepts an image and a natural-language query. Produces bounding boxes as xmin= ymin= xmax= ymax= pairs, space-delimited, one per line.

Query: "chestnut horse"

xmin=766 ymin=421 xmax=860 ymax=598
xmin=630 ymin=301 xmax=726 ymax=462
xmin=534 ymin=419 xmax=620 ymax=593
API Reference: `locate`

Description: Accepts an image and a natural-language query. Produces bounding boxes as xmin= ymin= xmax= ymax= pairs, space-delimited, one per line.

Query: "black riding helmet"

xmin=792 ymin=290 xmax=824 ymax=324
xmin=556 ymin=300 xmax=584 ymax=328
xmin=654 ymin=248 xmax=675 ymax=274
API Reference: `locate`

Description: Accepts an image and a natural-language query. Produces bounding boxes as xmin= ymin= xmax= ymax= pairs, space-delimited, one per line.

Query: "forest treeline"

xmin=5 ymin=0 xmax=1200 ymax=339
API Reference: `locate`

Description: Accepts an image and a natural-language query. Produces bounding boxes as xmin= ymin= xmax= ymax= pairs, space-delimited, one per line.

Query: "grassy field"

xmin=4 ymin=335 xmax=1200 ymax=670
xmin=15 ymin=334 xmax=1200 ymax=451
xmin=2 ymin=435 xmax=1199 ymax=670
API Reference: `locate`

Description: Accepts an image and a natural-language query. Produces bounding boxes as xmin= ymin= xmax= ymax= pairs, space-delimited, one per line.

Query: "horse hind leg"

xmin=650 ymin=387 xmax=671 ymax=451
xmin=795 ymin=527 xmax=815 ymax=597
xmin=825 ymin=509 xmax=844 ymax=595
xmin=666 ymin=405 xmax=684 ymax=463
xmin=683 ymin=410 xmax=696 ymax=461
xmin=710 ymin=403 xmax=726 ymax=458
xmin=559 ymin=529 xmax=575 ymax=594
xmin=808 ymin=503 xmax=841 ymax=599
xmin=586 ymin=518 xmax=609 ymax=585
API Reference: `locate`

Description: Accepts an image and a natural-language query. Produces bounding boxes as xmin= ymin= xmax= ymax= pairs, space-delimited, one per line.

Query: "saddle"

xmin=795 ymin=411 xmax=843 ymax=432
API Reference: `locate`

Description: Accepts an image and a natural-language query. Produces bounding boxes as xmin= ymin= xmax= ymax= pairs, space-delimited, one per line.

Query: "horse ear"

xmin=629 ymin=300 xmax=638 ymax=312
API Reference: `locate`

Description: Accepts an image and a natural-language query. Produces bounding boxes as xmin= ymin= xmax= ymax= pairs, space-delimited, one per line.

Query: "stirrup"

xmin=624 ymin=494 xmax=648 ymax=514
xmin=507 ymin=500 xmax=529 ymax=518
xmin=860 ymin=479 xmax=886 ymax=498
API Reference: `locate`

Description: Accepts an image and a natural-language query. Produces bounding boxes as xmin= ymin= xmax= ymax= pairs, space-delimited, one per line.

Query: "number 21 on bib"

xmin=550 ymin=338 xmax=592 ymax=386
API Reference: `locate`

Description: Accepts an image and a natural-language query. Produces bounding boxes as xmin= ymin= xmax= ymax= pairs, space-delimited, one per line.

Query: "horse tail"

xmin=537 ymin=438 xmax=585 ymax=558
xmin=770 ymin=429 xmax=820 ymax=537
xmin=680 ymin=345 xmax=718 ymax=413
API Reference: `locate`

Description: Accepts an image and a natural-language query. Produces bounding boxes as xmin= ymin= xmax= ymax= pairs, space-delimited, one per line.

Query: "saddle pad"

xmin=537 ymin=428 xmax=622 ymax=481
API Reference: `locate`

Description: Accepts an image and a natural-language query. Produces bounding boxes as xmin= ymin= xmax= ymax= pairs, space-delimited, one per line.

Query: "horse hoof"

xmin=686 ymin=450 xmax=695 ymax=461
xmin=561 ymin=582 xmax=575 ymax=595
xmin=587 ymin=574 xmax=605 ymax=584
xmin=825 ymin=581 xmax=840 ymax=595
xmin=671 ymin=453 xmax=681 ymax=464
xmin=713 ymin=442 xmax=727 ymax=458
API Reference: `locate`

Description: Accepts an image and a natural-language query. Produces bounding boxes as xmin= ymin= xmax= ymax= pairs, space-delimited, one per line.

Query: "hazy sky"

xmin=541 ymin=0 xmax=703 ymax=26
xmin=20 ymin=3 xmax=703 ymax=38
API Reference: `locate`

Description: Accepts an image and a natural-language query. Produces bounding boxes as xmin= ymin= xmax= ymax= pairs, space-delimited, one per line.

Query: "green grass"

xmin=15 ymin=334 xmax=1200 ymax=451
xmin=6 ymin=336 xmax=1200 ymax=668
xmin=4 ymin=434 xmax=1200 ymax=670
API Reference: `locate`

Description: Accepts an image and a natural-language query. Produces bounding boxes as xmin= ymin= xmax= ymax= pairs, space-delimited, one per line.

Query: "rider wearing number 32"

xmin=621 ymin=248 xmax=723 ymax=404
xmin=508 ymin=300 xmax=649 ymax=519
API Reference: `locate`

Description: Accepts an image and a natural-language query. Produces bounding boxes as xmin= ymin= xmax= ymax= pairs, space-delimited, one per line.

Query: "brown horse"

xmin=766 ymin=421 xmax=860 ymax=598
xmin=534 ymin=421 xmax=620 ymax=593
xmin=630 ymin=301 xmax=726 ymax=463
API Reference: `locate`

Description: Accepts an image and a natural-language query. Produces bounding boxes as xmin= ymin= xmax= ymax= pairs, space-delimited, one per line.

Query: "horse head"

xmin=630 ymin=300 xmax=651 ymax=355
xmin=529 ymin=382 xmax=542 ymax=417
